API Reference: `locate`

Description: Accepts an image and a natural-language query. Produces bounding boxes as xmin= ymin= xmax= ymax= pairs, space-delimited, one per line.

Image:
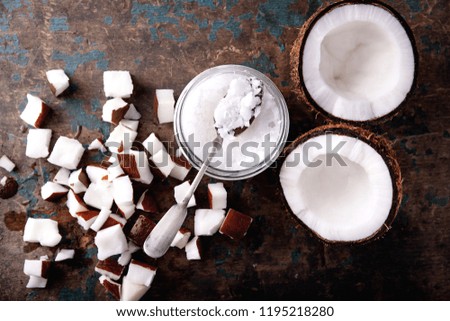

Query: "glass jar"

xmin=174 ymin=64 xmax=289 ymax=180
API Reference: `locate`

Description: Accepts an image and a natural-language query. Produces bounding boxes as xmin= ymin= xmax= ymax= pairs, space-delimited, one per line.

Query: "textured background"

xmin=0 ymin=0 xmax=449 ymax=300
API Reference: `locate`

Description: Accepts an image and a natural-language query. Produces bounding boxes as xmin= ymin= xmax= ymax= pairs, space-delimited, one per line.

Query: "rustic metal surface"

xmin=0 ymin=0 xmax=448 ymax=300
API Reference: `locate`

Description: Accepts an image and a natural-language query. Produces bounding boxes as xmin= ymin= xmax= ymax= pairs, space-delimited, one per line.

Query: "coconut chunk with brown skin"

xmin=55 ymin=249 xmax=75 ymax=262
xmin=142 ymin=132 xmax=166 ymax=156
xmin=76 ymin=210 xmax=99 ymax=230
xmin=194 ymin=209 xmax=225 ymax=236
xmin=83 ymin=181 xmax=114 ymax=210
xmin=53 ymin=167 xmax=70 ymax=186
xmin=88 ymin=138 xmax=107 ymax=153
xmin=219 ymin=209 xmax=253 ymax=240
xmin=127 ymin=259 xmax=157 ymax=287
xmin=47 ymin=136 xmax=85 ymax=170
xmin=41 ymin=181 xmax=69 ymax=201
xmin=117 ymin=150 xmax=153 ymax=185
xmin=128 ymin=215 xmax=156 ymax=247
xmin=90 ymin=207 xmax=112 ymax=232
xmin=95 ymin=224 xmax=128 ymax=260
xmin=26 ymin=128 xmax=52 ymax=159
xmin=86 ymin=165 xmax=108 ymax=184
xmin=118 ymin=241 xmax=140 ymax=266
xmin=66 ymin=189 xmax=88 ymax=217
xmin=24 ymin=259 xmax=51 ymax=278
xmin=174 ymin=181 xmax=196 ymax=208
xmin=185 ymin=236 xmax=201 ymax=260
xmin=20 ymin=94 xmax=50 ymax=128
xmin=150 ymin=149 xmax=175 ymax=178
xmin=208 ymin=183 xmax=227 ymax=209
xmin=26 ymin=276 xmax=48 ymax=289
xmin=119 ymin=119 xmax=139 ymax=131
xmin=46 ymin=69 xmax=69 ymax=97
xmin=112 ymin=175 xmax=134 ymax=207
xmin=136 ymin=189 xmax=158 ymax=213
xmin=95 ymin=257 xmax=125 ymax=281
xmin=107 ymin=164 xmax=124 ymax=182
xmin=117 ymin=203 xmax=135 ymax=220
xmin=23 ymin=218 xmax=62 ymax=247
xmin=170 ymin=228 xmax=191 ymax=249
xmin=100 ymin=214 xmax=125 ymax=230
xmin=103 ymin=71 xmax=133 ymax=98
xmin=99 ymin=275 xmax=121 ymax=300
xmin=169 ymin=153 xmax=192 ymax=181
xmin=124 ymin=103 xmax=141 ymax=120
xmin=154 ymin=89 xmax=175 ymax=124
xmin=68 ymin=168 xmax=89 ymax=194
xmin=0 ymin=155 xmax=15 ymax=172
xmin=121 ymin=275 xmax=149 ymax=301
xmin=102 ymin=98 xmax=130 ymax=125
xmin=105 ymin=123 xmax=137 ymax=153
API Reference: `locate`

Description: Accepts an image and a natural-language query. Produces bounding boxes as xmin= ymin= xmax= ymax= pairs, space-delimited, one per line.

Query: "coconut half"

xmin=279 ymin=124 xmax=402 ymax=243
xmin=291 ymin=1 xmax=417 ymax=122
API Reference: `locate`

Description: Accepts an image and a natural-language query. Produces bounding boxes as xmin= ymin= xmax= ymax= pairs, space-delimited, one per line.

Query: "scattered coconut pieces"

xmin=174 ymin=181 xmax=196 ymax=208
xmin=66 ymin=190 xmax=88 ymax=217
xmin=20 ymin=94 xmax=50 ymax=128
xmin=142 ymin=132 xmax=165 ymax=156
xmin=47 ymin=136 xmax=85 ymax=170
xmin=0 ymin=176 xmax=19 ymax=199
xmin=170 ymin=228 xmax=191 ymax=249
xmin=46 ymin=69 xmax=70 ymax=97
xmin=150 ymin=148 xmax=175 ymax=178
xmin=169 ymin=153 xmax=192 ymax=181
xmin=154 ymin=89 xmax=175 ymax=124
xmin=25 ymin=128 xmax=52 ymax=159
xmin=90 ymin=207 xmax=112 ymax=232
xmin=83 ymin=181 xmax=114 ymax=210
xmin=86 ymin=165 xmax=108 ymax=184
xmin=121 ymin=275 xmax=149 ymax=301
xmin=102 ymin=98 xmax=130 ymax=126
xmin=88 ymin=138 xmax=107 ymax=153
xmin=55 ymin=249 xmax=75 ymax=262
xmin=208 ymin=183 xmax=227 ymax=210
xmin=185 ymin=236 xmax=201 ymax=260
xmin=41 ymin=181 xmax=69 ymax=201
xmin=117 ymin=150 xmax=153 ymax=185
xmin=105 ymin=123 xmax=137 ymax=153
xmin=136 ymin=189 xmax=158 ymax=213
xmin=99 ymin=275 xmax=122 ymax=300
xmin=68 ymin=168 xmax=89 ymax=194
xmin=24 ymin=259 xmax=51 ymax=278
xmin=124 ymin=103 xmax=141 ymax=120
xmin=112 ymin=175 xmax=135 ymax=219
xmin=53 ymin=167 xmax=70 ymax=186
xmin=23 ymin=218 xmax=62 ymax=247
xmin=76 ymin=210 xmax=99 ymax=230
xmin=128 ymin=215 xmax=156 ymax=247
xmin=95 ymin=224 xmax=128 ymax=260
xmin=26 ymin=276 xmax=48 ymax=289
xmin=103 ymin=71 xmax=133 ymax=99
xmin=0 ymin=155 xmax=15 ymax=172
xmin=95 ymin=257 xmax=125 ymax=281
xmin=118 ymin=242 xmax=140 ymax=266
xmin=219 ymin=209 xmax=253 ymax=240
xmin=126 ymin=259 xmax=157 ymax=287
xmin=194 ymin=209 xmax=225 ymax=236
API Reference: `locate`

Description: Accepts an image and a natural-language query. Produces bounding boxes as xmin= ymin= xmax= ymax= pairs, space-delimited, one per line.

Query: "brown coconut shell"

xmin=290 ymin=0 xmax=419 ymax=125
xmin=279 ymin=123 xmax=402 ymax=244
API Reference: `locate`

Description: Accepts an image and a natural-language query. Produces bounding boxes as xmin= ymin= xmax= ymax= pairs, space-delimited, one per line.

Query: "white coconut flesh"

xmin=302 ymin=4 xmax=415 ymax=121
xmin=280 ymin=134 xmax=393 ymax=242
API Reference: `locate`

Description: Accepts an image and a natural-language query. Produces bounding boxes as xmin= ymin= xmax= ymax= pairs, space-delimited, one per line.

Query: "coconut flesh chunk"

xmin=23 ymin=218 xmax=62 ymax=247
xmin=194 ymin=209 xmax=225 ymax=236
xmin=0 ymin=155 xmax=15 ymax=172
xmin=136 ymin=189 xmax=158 ymax=213
xmin=99 ymin=275 xmax=121 ymax=300
xmin=103 ymin=71 xmax=133 ymax=98
xmin=76 ymin=210 xmax=99 ymax=230
xmin=101 ymin=214 xmax=126 ymax=230
xmin=280 ymin=133 xmax=394 ymax=242
xmin=112 ymin=175 xmax=134 ymax=208
xmin=95 ymin=224 xmax=128 ymax=260
xmin=24 ymin=259 xmax=51 ymax=278
xmin=20 ymin=94 xmax=50 ymax=128
xmin=26 ymin=128 xmax=52 ymax=159
xmin=170 ymin=228 xmax=191 ymax=249
xmin=105 ymin=123 xmax=137 ymax=153
xmin=47 ymin=136 xmax=85 ymax=170
xmin=118 ymin=242 xmax=140 ymax=266
xmin=95 ymin=257 xmax=125 ymax=281
xmin=55 ymin=249 xmax=75 ymax=262
xmin=121 ymin=275 xmax=150 ymax=301
xmin=90 ymin=207 xmax=112 ymax=232
xmin=53 ymin=167 xmax=70 ymax=186
xmin=66 ymin=189 xmax=88 ymax=217
xmin=142 ymin=132 xmax=166 ymax=156
xmin=68 ymin=168 xmax=89 ymax=194
xmin=185 ymin=236 xmax=201 ymax=260
xmin=126 ymin=259 xmax=157 ymax=287
xmin=46 ymin=69 xmax=70 ymax=97
xmin=88 ymin=138 xmax=107 ymax=153
xmin=169 ymin=152 xmax=192 ymax=181
xmin=219 ymin=208 xmax=253 ymax=240
xmin=107 ymin=164 xmax=124 ymax=182
xmin=208 ymin=183 xmax=227 ymax=209
xmin=86 ymin=165 xmax=108 ymax=184
xmin=83 ymin=181 xmax=114 ymax=210
xmin=174 ymin=181 xmax=196 ymax=208
xmin=119 ymin=119 xmax=139 ymax=132
xmin=102 ymin=98 xmax=130 ymax=126
xmin=41 ymin=181 xmax=69 ymax=201
xmin=150 ymin=149 xmax=175 ymax=178
xmin=154 ymin=89 xmax=175 ymax=124
xmin=128 ymin=215 xmax=156 ymax=247
xmin=124 ymin=103 xmax=141 ymax=120
xmin=117 ymin=150 xmax=153 ymax=185
xmin=301 ymin=3 xmax=415 ymax=121
xmin=26 ymin=276 xmax=48 ymax=289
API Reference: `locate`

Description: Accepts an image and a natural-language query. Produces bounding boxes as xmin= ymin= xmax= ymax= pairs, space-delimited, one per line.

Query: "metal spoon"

xmin=143 ymin=78 xmax=263 ymax=259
